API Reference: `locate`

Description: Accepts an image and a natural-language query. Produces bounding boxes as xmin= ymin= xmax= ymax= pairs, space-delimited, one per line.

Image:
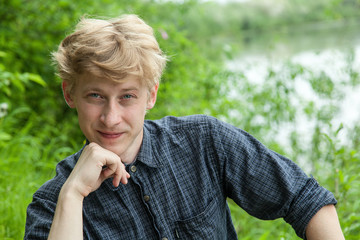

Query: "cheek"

xmin=124 ymin=105 xmax=147 ymax=125
xmin=77 ymin=104 xmax=101 ymax=123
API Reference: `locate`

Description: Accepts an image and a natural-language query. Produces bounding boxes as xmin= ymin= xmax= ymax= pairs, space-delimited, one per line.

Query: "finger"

xmin=116 ymin=160 xmax=126 ymax=187
xmin=106 ymin=161 xmax=126 ymax=187
xmin=112 ymin=168 xmax=122 ymax=187
xmin=99 ymin=169 xmax=122 ymax=188
xmin=120 ymin=172 xmax=130 ymax=185
xmin=115 ymin=163 xmax=130 ymax=186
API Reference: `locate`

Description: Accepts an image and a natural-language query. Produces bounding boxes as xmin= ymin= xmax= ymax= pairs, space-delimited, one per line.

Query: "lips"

xmin=98 ymin=131 xmax=123 ymax=139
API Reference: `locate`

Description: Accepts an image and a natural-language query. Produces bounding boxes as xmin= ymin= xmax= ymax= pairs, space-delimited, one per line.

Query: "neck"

xmin=120 ymin=130 xmax=143 ymax=165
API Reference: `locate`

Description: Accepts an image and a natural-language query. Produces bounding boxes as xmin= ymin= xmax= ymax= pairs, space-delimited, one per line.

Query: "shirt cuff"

xmin=284 ymin=177 xmax=337 ymax=239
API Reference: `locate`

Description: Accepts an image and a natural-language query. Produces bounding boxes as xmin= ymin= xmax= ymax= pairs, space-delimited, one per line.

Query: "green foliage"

xmin=0 ymin=1 xmax=227 ymax=238
xmin=222 ymin=54 xmax=360 ymax=239
xmin=1 ymin=0 xmax=359 ymax=239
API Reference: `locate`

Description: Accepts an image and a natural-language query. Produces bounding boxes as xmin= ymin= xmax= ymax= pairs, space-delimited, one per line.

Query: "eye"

xmin=122 ymin=94 xmax=134 ymax=100
xmin=89 ymin=93 xmax=102 ymax=98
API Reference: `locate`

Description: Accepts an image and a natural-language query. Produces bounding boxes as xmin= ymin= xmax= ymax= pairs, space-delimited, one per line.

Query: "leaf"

xmin=335 ymin=123 xmax=344 ymax=136
xmin=259 ymin=231 xmax=271 ymax=240
xmin=338 ymin=169 xmax=344 ymax=184
xmin=0 ymin=132 xmax=11 ymax=141
xmin=0 ymin=51 xmax=7 ymax=58
xmin=11 ymin=74 xmax=25 ymax=92
xmin=26 ymin=73 xmax=47 ymax=87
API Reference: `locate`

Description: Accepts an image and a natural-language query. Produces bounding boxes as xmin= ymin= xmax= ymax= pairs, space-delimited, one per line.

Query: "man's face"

xmin=62 ymin=74 xmax=158 ymax=163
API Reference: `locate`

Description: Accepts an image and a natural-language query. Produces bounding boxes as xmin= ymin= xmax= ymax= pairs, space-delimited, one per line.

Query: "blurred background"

xmin=1 ymin=0 xmax=359 ymax=239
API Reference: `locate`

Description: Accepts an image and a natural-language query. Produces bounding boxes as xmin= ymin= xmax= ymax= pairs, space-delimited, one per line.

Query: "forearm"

xmin=48 ymin=183 xmax=84 ymax=240
xmin=46 ymin=143 xmax=129 ymax=239
xmin=305 ymin=204 xmax=344 ymax=240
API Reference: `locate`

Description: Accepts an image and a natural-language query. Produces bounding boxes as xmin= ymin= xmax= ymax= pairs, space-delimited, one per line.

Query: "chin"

xmin=105 ymin=144 xmax=123 ymax=155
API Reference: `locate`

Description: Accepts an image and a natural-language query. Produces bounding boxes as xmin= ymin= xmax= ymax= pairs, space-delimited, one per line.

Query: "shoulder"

xmin=144 ymin=114 xmax=250 ymax=140
xmin=144 ymin=114 xmax=246 ymax=148
xmin=145 ymin=114 xmax=221 ymax=132
xmin=143 ymin=115 xmax=221 ymax=150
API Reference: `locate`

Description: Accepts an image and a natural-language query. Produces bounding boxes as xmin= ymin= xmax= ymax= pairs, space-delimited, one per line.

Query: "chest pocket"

xmin=172 ymin=197 xmax=225 ymax=239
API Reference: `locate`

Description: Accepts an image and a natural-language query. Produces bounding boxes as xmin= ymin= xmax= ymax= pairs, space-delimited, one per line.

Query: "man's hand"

xmin=65 ymin=142 xmax=130 ymax=199
xmin=48 ymin=142 xmax=130 ymax=240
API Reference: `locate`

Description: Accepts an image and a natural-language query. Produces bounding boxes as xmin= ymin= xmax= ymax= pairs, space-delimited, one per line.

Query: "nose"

xmin=100 ymin=100 xmax=122 ymax=128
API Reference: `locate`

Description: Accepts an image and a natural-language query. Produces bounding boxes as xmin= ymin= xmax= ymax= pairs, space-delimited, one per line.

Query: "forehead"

xmin=77 ymin=73 xmax=145 ymax=91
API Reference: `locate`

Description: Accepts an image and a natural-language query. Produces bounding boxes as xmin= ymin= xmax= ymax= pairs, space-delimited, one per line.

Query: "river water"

xmin=226 ymin=24 xmax=360 ymax=150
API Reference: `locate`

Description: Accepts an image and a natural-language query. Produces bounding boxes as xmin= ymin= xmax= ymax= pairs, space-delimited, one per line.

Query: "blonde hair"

xmin=52 ymin=14 xmax=167 ymax=92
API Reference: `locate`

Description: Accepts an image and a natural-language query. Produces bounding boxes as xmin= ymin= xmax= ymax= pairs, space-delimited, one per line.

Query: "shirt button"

xmin=130 ymin=165 xmax=137 ymax=173
xmin=143 ymin=195 xmax=150 ymax=202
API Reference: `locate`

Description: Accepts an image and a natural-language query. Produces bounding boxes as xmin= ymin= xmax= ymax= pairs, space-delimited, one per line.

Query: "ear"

xmin=62 ymin=81 xmax=76 ymax=108
xmin=147 ymin=83 xmax=159 ymax=110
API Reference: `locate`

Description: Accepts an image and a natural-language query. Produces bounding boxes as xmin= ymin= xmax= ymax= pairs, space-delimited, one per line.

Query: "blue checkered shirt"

xmin=25 ymin=115 xmax=336 ymax=239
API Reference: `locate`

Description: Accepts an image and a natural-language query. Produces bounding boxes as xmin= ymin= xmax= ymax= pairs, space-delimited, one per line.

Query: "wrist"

xmin=60 ymin=180 xmax=86 ymax=203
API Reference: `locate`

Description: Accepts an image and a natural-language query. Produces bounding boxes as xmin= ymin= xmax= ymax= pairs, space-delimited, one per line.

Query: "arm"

xmin=48 ymin=184 xmax=84 ymax=240
xmin=207 ymin=117 xmax=340 ymax=238
xmin=48 ymin=142 xmax=130 ymax=240
xmin=305 ymin=204 xmax=344 ymax=240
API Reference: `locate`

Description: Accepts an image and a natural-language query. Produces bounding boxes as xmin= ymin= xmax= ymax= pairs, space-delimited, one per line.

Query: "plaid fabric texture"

xmin=25 ymin=115 xmax=336 ymax=240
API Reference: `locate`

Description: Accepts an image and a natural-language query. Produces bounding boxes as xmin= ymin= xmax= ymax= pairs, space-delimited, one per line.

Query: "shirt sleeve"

xmin=24 ymin=151 xmax=79 ymax=240
xmin=208 ymin=116 xmax=337 ymax=239
xmin=24 ymin=190 xmax=57 ymax=240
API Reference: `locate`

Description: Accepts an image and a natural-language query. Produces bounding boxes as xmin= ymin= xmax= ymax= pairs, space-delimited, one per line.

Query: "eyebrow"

xmin=82 ymin=86 xmax=140 ymax=93
xmin=121 ymin=87 xmax=140 ymax=92
xmin=83 ymin=87 xmax=103 ymax=92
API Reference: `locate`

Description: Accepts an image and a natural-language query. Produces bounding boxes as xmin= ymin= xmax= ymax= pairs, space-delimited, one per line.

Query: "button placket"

xmin=128 ymin=163 xmax=166 ymax=238
xmin=130 ymin=165 xmax=151 ymax=204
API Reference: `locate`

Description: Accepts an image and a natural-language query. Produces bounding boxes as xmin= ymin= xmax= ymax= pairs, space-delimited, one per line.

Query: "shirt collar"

xmin=134 ymin=124 xmax=165 ymax=168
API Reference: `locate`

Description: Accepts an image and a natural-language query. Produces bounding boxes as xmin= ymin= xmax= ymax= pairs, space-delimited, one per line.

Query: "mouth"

xmin=97 ymin=131 xmax=123 ymax=139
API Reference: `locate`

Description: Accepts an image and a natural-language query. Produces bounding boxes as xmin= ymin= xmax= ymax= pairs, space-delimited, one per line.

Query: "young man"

xmin=24 ymin=15 xmax=344 ymax=240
